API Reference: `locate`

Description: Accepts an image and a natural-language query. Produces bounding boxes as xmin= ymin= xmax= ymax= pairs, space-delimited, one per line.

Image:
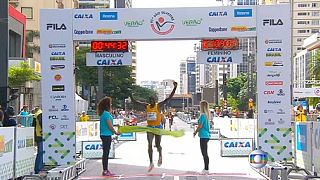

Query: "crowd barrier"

xmin=76 ymin=120 xmax=135 ymax=159
xmin=290 ymin=121 xmax=320 ymax=178
xmin=0 ymin=127 xmax=36 ymax=179
xmin=212 ymin=117 xmax=256 ymax=139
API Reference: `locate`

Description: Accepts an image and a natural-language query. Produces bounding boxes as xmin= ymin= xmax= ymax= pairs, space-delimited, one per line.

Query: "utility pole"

xmin=0 ymin=0 xmax=9 ymax=109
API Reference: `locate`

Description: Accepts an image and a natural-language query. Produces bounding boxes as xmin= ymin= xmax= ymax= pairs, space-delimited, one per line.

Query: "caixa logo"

xmin=263 ymin=19 xmax=283 ymax=26
xmin=46 ymin=23 xmax=67 ymax=30
xmin=224 ymin=141 xmax=251 ymax=148
xmin=85 ymin=143 xmax=102 ymax=150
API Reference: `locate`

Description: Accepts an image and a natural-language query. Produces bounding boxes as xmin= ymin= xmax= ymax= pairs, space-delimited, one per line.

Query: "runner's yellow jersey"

xmin=146 ymin=103 xmax=161 ymax=126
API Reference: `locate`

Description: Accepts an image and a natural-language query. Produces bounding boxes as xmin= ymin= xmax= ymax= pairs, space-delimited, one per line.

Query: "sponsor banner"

xmin=40 ymin=9 xmax=76 ymax=165
xmin=15 ymin=128 xmax=36 ymax=178
xmin=210 ymin=129 xmax=220 ymax=140
xmin=313 ymin=122 xmax=320 ymax=173
xmin=293 ymin=88 xmax=320 ymax=98
xmin=220 ymin=138 xmax=253 ymax=157
xmin=257 ymin=4 xmax=292 ymax=162
xmin=196 ymin=50 xmax=242 ymax=64
xmin=86 ymin=52 xmax=132 ymax=66
xmin=82 ymin=141 xmax=115 ymax=159
xmin=72 ymin=7 xmax=257 ymax=41
xmin=296 ymin=123 xmax=312 ymax=171
xmin=0 ymin=127 xmax=14 ymax=180
xmin=118 ymin=132 xmax=137 ymax=141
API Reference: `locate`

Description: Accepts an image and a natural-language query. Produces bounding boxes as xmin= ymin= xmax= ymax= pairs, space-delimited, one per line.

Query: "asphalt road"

xmin=78 ymin=117 xmax=266 ymax=180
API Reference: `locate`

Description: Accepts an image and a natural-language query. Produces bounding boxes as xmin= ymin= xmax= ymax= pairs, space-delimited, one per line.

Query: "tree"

xmin=225 ymin=73 xmax=252 ymax=111
xmin=75 ymin=48 xmax=135 ymax=108
xmin=310 ymin=49 xmax=320 ymax=80
xmin=9 ymin=61 xmax=41 ymax=87
xmin=129 ymin=85 xmax=157 ymax=111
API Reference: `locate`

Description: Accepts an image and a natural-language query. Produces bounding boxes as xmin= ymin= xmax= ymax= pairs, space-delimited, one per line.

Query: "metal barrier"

xmin=46 ymin=158 xmax=86 ymax=180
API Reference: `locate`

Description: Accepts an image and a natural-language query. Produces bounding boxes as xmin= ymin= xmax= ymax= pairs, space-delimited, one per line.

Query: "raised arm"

xmin=158 ymin=81 xmax=178 ymax=107
xmin=129 ymin=94 xmax=149 ymax=108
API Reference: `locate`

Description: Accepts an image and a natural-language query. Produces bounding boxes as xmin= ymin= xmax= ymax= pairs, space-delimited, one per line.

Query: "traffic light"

xmin=9 ymin=88 xmax=19 ymax=102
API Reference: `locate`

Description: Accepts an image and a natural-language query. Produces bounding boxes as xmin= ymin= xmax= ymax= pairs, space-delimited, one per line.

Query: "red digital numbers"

xmin=91 ymin=41 xmax=129 ymax=52
xmin=201 ymin=39 xmax=239 ymax=50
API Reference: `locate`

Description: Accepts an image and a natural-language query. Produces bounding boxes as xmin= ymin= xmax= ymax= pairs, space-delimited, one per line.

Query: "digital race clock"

xmin=201 ymin=38 xmax=239 ymax=51
xmin=91 ymin=41 xmax=129 ymax=52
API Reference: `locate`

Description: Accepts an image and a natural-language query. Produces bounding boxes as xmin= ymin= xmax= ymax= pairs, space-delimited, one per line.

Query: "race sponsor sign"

xmin=118 ymin=132 xmax=137 ymax=141
xmin=40 ymin=9 xmax=76 ymax=165
xmin=295 ymin=123 xmax=312 ymax=171
xmin=293 ymin=88 xmax=320 ymax=98
xmin=0 ymin=127 xmax=14 ymax=180
xmin=256 ymin=5 xmax=292 ymax=162
xmin=15 ymin=128 xmax=36 ymax=178
xmin=210 ymin=129 xmax=220 ymax=140
xmin=313 ymin=122 xmax=320 ymax=173
xmin=196 ymin=50 xmax=242 ymax=64
xmin=82 ymin=141 xmax=115 ymax=159
xmin=86 ymin=52 xmax=132 ymax=66
xmin=220 ymin=138 xmax=253 ymax=157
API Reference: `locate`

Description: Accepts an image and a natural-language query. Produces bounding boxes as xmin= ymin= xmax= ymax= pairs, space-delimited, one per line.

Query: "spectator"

xmin=20 ymin=105 xmax=30 ymax=116
xmin=33 ymin=107 xmax=45 ymax=175
xmin=80 ymin=111 xmax=90 ymax=122
xmin=296 ymin=105 xmax=307 ymax=122
xmin=247 ymin=108 xmax=254 ymax=119
xmin=3 ymin=106 xmax=17 ymax=127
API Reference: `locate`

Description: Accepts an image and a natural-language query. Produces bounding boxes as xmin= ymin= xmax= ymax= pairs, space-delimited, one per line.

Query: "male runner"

xmin=130 ymin=81 xmax=177 ymax=172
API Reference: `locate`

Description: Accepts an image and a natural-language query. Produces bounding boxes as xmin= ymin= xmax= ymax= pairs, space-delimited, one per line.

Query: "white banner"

xmin=293 ymin=88 xmax=320 ymax=98
xmin=257 ymin=4 xmax=292 ymax=162
xmin=220 ymin=138 xmax=253 ymax=157
xmin=41 ymin=9 xmax=76 ymax=165
xmin=196 ymin=50 xmax=243 ymax=64
xmin=86 ymin=52 xmax=132 ymax=66
xmin=15 ymin=128 xmax=36 ymax=178
xmin=82 ymin=141 xmax=115 ymax=159
xmin=210 ymin=129 xmax=221 ymax=140
xmin=0 ymin=127 xmax=14 ymax=180
xmin=312 ymin=122 xmax=320 ymax=173
xmin=73 ymin=7 xmax=257 ymax=41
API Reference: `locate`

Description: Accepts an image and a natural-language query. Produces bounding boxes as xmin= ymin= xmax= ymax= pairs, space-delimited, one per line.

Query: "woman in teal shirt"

xmin=193 ymin=100 xmax=211 ymax=174
xmin=97 ymin=97 xmax=120 ymax=176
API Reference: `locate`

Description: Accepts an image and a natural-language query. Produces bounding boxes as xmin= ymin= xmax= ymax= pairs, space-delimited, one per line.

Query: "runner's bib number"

xmin=147 ymin=112 xmax=157 ymax=121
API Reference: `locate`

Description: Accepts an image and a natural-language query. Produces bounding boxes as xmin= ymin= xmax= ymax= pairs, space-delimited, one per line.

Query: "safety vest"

xmin=35 ymin=110 xmax=42 ymax=137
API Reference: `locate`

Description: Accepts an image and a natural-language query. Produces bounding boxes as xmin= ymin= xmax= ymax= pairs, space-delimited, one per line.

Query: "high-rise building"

xmin=179 ymin=57 xmax=197 ymax=94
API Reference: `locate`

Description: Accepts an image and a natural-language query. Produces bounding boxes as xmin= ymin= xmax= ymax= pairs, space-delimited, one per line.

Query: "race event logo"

xmin=150 ymin=11 xmax=175 ymax=35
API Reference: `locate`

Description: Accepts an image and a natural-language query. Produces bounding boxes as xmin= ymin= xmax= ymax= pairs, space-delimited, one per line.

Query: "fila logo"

xmin=46 ymin=23 xmax=67 ymax=30
xmin=263 ymin=19 xmax=283 ymax=26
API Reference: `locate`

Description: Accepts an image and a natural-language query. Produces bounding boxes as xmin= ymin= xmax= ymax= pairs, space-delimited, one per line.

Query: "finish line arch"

xmin=40 ymin=4 xmax=291 ymax=165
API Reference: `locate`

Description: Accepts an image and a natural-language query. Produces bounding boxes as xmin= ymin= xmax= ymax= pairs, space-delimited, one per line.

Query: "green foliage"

xmin=130 ymin=85 xmax=157 ymax=111
xmin=75 ymin=47 xmax=98 ymax=86
xmin=226 ymin=73 xmax=253 ymax=111
xmin=8 ymin=61 xmax=41 ymax=87
xmin=310 ymin=49 xmax=320 ymax=79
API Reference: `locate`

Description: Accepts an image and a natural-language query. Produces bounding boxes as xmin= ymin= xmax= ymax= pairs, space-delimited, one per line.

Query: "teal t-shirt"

xmin=198 ymin=113 xmax=211 ymax=138
xmin=100 ymin=111 xmax=114 ymax=136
